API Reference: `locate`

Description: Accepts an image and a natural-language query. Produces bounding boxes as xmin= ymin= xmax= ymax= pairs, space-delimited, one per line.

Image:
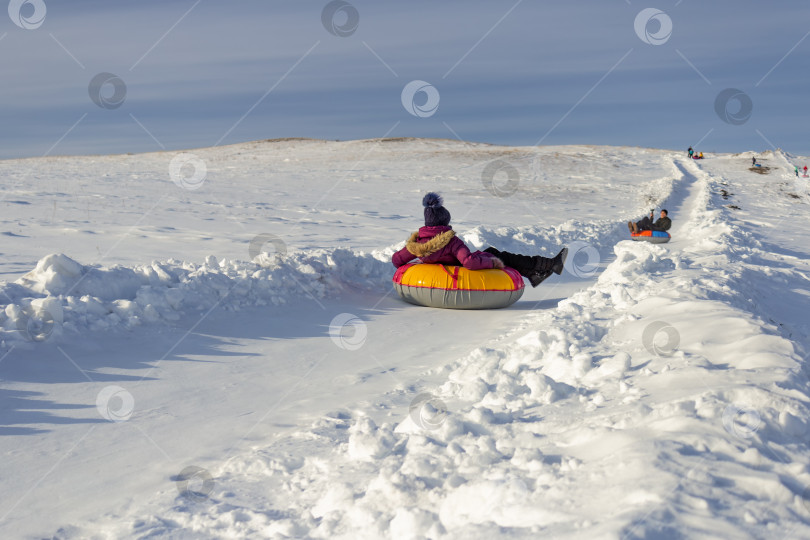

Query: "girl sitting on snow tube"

xmin=392 ymin=193 xmax=568 ymax=288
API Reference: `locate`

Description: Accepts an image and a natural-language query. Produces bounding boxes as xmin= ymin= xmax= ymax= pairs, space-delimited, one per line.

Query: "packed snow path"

xmin=1 ymin=141 xmax=809 ymax=538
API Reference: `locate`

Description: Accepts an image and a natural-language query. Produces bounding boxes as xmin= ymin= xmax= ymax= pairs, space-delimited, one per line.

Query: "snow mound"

xmin=1 ymin=249 xmax=392 ymax=345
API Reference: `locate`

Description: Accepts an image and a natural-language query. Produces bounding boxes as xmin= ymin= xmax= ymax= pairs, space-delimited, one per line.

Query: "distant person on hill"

xmin=628 ymin=209 xmax=671 ymax=234
xmin=752 ymin=157 xmax=757 ymax=166
xmin=392 ymin=193 xmax=568 ymax=287
xmin=688 ymin=147 xmax=694 ymax=158
xmin=804 ymin=166 xmax=807 ymax=175
xmin=795 ymin=166 xmax=799 ymax=177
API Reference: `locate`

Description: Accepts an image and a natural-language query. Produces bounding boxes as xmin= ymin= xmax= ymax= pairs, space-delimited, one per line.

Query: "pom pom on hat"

xmin=423 ymin=192 xmax=443 ymax=208
xmin=422 ymin=192 xmax=451 ymax=227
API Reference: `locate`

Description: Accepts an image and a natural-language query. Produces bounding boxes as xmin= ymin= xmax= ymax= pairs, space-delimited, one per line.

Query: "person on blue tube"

xmin=628 ymin=209 xmax=671 ymax=234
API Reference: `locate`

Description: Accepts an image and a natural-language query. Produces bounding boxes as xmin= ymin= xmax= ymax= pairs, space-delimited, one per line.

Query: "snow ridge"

xmin=1 ymin=249 xmax=392 ymax=346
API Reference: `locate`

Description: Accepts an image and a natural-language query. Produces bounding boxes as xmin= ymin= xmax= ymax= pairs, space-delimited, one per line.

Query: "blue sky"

xmin=1 ymin=0 xmax=808 ymax=159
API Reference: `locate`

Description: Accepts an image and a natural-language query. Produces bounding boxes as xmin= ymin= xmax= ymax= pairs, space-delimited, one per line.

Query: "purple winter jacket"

xmin=392 ymin=225 xmax=496 ymax=270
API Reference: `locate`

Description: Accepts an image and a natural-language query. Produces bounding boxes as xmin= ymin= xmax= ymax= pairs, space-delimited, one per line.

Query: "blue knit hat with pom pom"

xmin=423 ymin=192 xmax=451 ymax=227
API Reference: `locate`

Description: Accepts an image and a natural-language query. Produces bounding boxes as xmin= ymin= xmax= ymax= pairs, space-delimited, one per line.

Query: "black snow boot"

xmin=526 ymin=248 xmax=566 ymax=286
xmin=528 ymin=270 xmax=553 ymax=288
xmin=550 ymin=247 xmax=568 ymax=275
xmin=485 ymin=247 xmax=567 ymax=288
xmin=530 ymin=250 xmax=563 ymax=274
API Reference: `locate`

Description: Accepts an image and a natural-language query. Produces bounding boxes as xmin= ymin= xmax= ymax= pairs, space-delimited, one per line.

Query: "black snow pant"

xmin=636 ymin=216 xmax=665 ymax=232
xmin=484 ymin=247 xmax=554 ymax=277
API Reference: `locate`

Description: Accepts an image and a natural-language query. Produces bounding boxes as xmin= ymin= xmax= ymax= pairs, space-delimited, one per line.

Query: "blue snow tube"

xmin=631 ymin=230 xmax=671 ymax=244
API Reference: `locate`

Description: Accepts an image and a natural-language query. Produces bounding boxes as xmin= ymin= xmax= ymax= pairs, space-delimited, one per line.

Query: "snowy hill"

xmin=1 ymin=139 xmax=809 ymax=538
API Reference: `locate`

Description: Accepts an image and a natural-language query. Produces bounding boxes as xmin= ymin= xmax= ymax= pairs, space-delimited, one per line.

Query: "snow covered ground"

xmin=1 ymin=140 xmax=809 ymax=538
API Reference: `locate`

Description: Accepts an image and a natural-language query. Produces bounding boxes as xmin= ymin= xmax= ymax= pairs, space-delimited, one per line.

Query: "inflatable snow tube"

xmin=393 ymin=264 xmax=524 ymax=310
xmin=631 ymin=230 xmax=671 ymax=244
